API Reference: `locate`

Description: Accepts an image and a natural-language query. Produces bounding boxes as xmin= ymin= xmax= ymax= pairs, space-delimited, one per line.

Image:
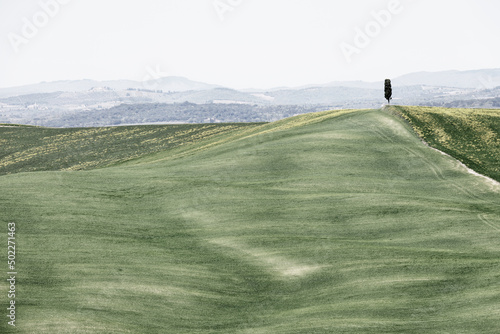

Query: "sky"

xmin=1 ymin=0 xmax=499 ymax=89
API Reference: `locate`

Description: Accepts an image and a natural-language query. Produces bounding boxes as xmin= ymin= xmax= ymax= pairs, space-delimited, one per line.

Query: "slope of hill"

xmin=0 ymin=123 xmax=262 ymax=175
xmin=1 ymin=109 xmax=499 ymax=333
xmin=391 ymin=106 xmax=500 ymax=182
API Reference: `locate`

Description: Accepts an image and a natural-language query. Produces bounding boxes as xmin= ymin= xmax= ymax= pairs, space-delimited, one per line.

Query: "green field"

xmin=1 ymin=108 xmax=499 ymax=333
xmin=0 ymin=123 xmax=262 ymax=175
xmin=391 ymin=105 xmax=500 ymax=182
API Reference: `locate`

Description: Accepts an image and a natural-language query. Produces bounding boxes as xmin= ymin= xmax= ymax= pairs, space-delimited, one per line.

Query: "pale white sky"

xmin=1 ymin=0 xmax=499 ymax=89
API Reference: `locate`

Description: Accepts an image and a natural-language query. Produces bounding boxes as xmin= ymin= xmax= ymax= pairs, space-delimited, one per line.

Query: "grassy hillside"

xmin=1 ymin=109 xmax=499 ymax=333
xmin=390 ymin=105 xmax=500 ymax=182
xmin=0 ymin=123 xmax=261 ymax=175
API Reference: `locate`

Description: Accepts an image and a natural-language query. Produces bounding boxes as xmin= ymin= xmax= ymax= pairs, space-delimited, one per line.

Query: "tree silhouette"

xmin=385 ymin=79 xmax=392 ymax=104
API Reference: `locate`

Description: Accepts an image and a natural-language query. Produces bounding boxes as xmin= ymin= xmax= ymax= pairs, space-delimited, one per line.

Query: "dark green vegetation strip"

xmin=391 ymin=105 xmax=500 ymax=182
xmin=0 ymin=124 xmax=37 ymax=127
xmin=0 ymin=123 xmax=262 ymax=175
xmin=1 ymin=109 xmax=499 ymax=333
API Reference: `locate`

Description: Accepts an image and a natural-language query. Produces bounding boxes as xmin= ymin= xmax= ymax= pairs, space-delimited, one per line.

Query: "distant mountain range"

xmin=0 ymin=76 xmax=221 ymax=98
xmin=1 ymin=68 xmax=500 ymax=98
xmin=393 ymin=69 xmax=500 ymax=89
xmin=1 ymin=69 xmax=499 ymax=127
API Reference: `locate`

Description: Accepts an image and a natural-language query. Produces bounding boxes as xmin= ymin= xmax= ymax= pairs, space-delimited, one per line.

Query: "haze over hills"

xmin=1 ymin=69 xmax=500 ymax=127
xmin=0 ymin=76 xmax=221 ymax=98
xmin=393 ymin=68 xmax=500 ymax=89
xmin=2 ymin=68 xmax=500 ymax=98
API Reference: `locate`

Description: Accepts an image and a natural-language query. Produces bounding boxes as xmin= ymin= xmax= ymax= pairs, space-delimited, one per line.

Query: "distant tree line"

xmin=127 ymin=88 xmax=164 ymax=94
xmin=42 ymin=103 xmax=337 ymax=127
xmin=425 ymin=97 xmax=500 ymax=109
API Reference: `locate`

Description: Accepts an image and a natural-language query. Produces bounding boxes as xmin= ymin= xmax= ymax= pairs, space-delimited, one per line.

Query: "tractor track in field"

xmin=350 ymin=111 xmax=500 ymax=233
xmin=478 ymin=214 xmax=500 ymax=232
xmin=359 ymin=112 xmax=496 ymax=200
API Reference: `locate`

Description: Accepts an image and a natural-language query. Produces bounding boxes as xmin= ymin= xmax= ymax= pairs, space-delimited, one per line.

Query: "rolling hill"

xmin=0 ymin=122 xmax=262 ymax=175
xmin=1 ymin=107 xmax=499 ymax=333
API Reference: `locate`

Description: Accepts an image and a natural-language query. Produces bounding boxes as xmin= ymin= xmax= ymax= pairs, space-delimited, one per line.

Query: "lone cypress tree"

xmin=385 ymin=79 xmax=392 ymax=104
